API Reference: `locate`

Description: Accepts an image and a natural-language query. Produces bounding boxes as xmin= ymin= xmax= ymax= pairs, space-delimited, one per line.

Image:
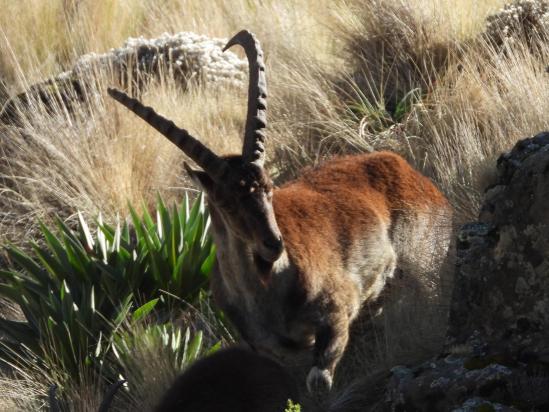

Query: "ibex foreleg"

xmin=306 ymin=303 xmax=350 ymax=393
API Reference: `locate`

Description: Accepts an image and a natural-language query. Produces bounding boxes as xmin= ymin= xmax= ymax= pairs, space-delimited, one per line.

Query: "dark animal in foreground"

xmin=153 ymin=347 xmax=299 ymax=412
xmin=108 ymin=30 xmax=452 ymax=393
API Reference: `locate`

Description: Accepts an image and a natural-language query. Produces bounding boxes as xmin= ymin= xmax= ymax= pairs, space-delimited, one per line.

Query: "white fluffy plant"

xmin=485 ymin=0 xmax=549 ymax=46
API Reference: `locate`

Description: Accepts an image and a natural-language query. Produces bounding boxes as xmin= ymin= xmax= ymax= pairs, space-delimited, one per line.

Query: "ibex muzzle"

xmin=108 ymin=30 xmax=453 ymax=395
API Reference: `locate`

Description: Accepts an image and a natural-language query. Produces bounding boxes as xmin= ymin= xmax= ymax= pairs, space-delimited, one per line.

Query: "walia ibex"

xmin=108 ymin=30 xmax=452 ymax=392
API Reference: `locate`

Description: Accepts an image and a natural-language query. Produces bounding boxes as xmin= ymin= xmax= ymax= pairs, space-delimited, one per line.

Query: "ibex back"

xmin=108 ymin=30 xmax=452 ymax=392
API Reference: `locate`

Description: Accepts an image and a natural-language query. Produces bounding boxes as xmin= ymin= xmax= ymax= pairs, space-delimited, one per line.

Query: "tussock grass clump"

xmin=0 ymin=90 xmax=182 ymax=244
xmin=0 ymin=374 xmax=43 ymax=411
xmin=282 ymin=0 xmax=549 ymax=223
xmin=404 ymin=38 xmax=549 ymax=219
xmin=0 ymin=319 xmax=221 ymax=411
xmin=0 ymin=67 xmax=246 ymax=245
xmin=334 ymin=0 xmax=458 ymax=113
xmin=112 ymin=321 xmax=224 ymax=412
xmin=0 ymin=0 xmax=334 ymax=244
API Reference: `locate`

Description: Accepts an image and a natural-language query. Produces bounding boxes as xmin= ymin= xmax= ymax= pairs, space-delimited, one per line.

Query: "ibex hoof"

xmin=306 ymin=367 xmax=333 ymax=395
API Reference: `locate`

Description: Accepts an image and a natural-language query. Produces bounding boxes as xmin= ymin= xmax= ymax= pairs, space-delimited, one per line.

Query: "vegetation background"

xmin=1 ymin=0 xmax=548 ymax=410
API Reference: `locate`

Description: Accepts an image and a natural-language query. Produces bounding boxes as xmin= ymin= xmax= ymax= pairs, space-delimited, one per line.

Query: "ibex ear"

xmin=184 ymin=162 xmax=215 ymax=193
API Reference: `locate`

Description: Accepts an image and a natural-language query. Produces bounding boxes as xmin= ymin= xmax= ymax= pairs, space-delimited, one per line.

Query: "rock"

xmin=0 ymin=32 xmax=247 ymax=124
xmin=452 ymin=397 xmax=519 ymax=412
xmin=382 ymin=132 xmax=549 ymax=411
xmin=449 ymin=131 xmax=549 ymax=353
xmin=385 ymin=355 xmax=521 ymax=411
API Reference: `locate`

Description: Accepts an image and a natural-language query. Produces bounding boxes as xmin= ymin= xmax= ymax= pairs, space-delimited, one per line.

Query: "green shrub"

xmin=114 ymin=297 xmax=221 ymax=377
xmin=346 ymin=84 xmax=422 ymax=137
xmin=0 ymin=193 xmax=216 ymax=382
xmin=114 ymin=323 xmax=212 ymax=380
xmin=113 ymin=319 xmax=221 ymax=400
xmin=127 ymin=193 xmax=216 ymax=305
xmin=285 ymin=399 xmax=301 ymax=412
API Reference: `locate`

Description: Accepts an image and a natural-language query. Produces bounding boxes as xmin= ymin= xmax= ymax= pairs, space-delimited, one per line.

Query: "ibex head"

xmin=186 ymin=156 xmax=282 ymax=265
xmin=108 ymin=30 xmax=283 ymax=266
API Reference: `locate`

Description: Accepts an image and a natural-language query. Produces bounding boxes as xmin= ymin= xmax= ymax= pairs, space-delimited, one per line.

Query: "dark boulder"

xmin=154 ymin=346 xmax=299 ymax=412
xmin=384 ymin=132 xmax=549 ymax=411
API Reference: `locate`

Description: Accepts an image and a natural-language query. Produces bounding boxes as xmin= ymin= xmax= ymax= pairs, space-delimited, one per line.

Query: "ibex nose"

xmin=257 ymin=234 xmax=284 ymax=263
xmin=263 ymin=236 xmax=283 ymax=252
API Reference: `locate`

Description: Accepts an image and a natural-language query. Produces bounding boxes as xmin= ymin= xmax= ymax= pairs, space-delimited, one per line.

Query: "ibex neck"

xmin=212 ymin=229 xmax=292 ymax=299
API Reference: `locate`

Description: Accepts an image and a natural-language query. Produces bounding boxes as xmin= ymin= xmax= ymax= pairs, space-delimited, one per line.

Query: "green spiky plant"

xmin=0 ymin=193 xmax=216 ymax=384
xmin=99 ymin=297 xmax=223 ymax=411
xmin=111 ymin=312 xmax=222 ymax=410
xmin=129 ymin=193 xmax=216 ymax=303
xmin=347 ymin=85 xmax=423 ymax=135
xmin=114 ymin=296 xmax=222 ymax=378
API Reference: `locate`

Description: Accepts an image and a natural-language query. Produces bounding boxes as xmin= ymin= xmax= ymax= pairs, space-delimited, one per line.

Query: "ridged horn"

xmin=223 ymin=30 xmax=267 ymax=168
xmin=107 ymin=88 xmax=230 ymax=182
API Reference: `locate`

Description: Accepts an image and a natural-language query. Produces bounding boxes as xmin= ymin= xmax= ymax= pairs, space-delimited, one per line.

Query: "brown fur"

xmin=209 ymin=151 xmax=452 ymax=391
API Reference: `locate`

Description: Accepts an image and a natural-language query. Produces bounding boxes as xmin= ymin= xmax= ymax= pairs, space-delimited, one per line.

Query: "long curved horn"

xmin=107 ymin=88 xmax=230 ymax=182
xmin=223 ymin=30 xmax=267 ymax=168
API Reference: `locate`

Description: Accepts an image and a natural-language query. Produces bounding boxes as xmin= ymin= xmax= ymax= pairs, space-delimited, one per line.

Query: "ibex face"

xmin=186 ymin=157 xmax=283 ymax=265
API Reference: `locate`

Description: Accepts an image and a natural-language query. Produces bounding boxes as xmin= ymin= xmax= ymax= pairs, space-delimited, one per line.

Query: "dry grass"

xmin=1 ymin=0 xmax=156 ymax=88
xmin=0 ymin=301 xmax=230 ymax=412
xmin=0 ymin=0 xmax=336 ymax=244
xmin=0 ymin=66 xmax=247 ymax=244
xmin=0 ymin=374 xmax=43 ymax=411
xmin=404 ymin=38 xmax=549 ymax=218
xmin=1 ymin=0 xmax=549 ymax=409
xmin=0 ymin=0 xmax=334 ymax=92
xmin=0 ymin=78 xmax=184 ymax=243
xmin=287 ymin=0 xmax=549 ymax=222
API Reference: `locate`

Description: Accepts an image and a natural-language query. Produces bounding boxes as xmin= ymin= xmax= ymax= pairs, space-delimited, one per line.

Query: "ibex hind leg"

xmin=334 ymin=212 xmax=451 ymax=388
xmin=327 ymin=248 xmax=397 ymax=391
xmin=306 ymin=243 xmax=396 ymax=396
